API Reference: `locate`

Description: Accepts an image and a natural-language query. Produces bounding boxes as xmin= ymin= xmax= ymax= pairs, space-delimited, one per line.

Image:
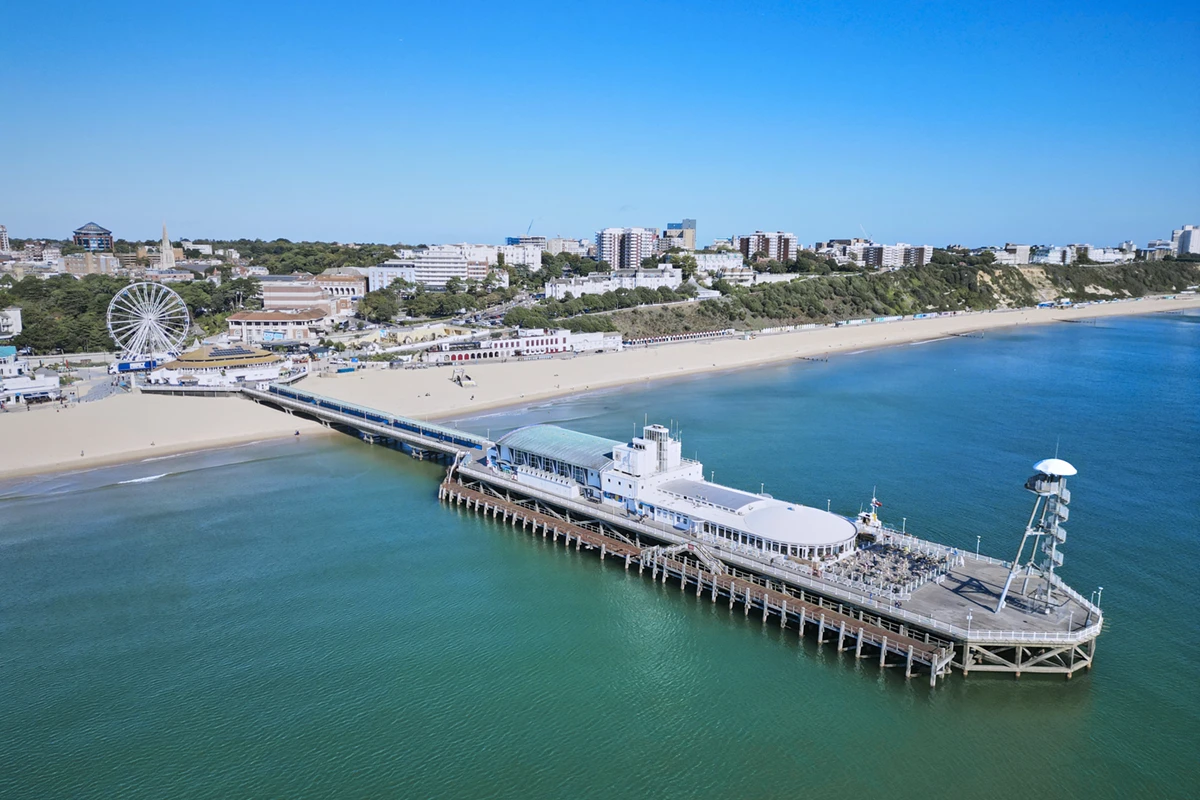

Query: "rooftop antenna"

xmin=859 ymin=223 xmax=871 ymax=242
xmin=995 ymin=458 xmax=1076 ymax=613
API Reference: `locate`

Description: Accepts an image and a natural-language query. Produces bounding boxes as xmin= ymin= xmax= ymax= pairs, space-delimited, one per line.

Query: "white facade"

xmin=0 ymin=307 xmax=22 ymax=339
xmin=546 ymin=238 xmax=590 ymax=257
xmin=692 ymin=252 xmax=743 ymax=274
xmin=1 ymin=347 xmax=61 ymax=404
xmin=226 ymin=309 xmax=330 ymax=343
xmin=1079 ymin=246 xmax=1133 ymax=264
xmin=0 ymin=225 xmax=9 ymax=254
xmin=180 ymin=241 xmax=214 ymax=255
xmin=498 ymin=244 xmax=542 ymax=268
xmin=595 ymin=227 xmax=658 ymax=270
xmin=544 ymin=267 xmax=683 ymax=300
xmin=1176 ymin=225 xmax=1200 ymax=255
xmin=492 ymin=423 xmax=858 ymax=560
xmin=426 ymin=328 xmax=572 ymax=364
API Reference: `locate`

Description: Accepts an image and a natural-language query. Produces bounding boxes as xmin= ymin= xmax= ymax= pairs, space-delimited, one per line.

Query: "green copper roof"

xmin=497 ymin=424 xmax=622 ymax=471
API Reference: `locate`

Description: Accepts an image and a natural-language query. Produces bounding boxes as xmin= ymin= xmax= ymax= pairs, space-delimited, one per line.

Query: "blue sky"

xmin=4 ymin=0 xmax=1197 ymax=247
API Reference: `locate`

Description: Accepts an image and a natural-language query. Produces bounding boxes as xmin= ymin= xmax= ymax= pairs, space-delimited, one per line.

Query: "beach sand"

xmin=3 ymin=295 xmax=1198 ymax=480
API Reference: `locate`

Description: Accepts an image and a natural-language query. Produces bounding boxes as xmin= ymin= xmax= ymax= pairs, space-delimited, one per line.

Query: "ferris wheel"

xmin=106 ymin=282 xmax=191 ymax=360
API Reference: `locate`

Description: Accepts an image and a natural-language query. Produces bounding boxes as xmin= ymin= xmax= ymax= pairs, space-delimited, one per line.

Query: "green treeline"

xmin=502 ymin=284 xmax=699 ymax=331
xmin=205 ymin=240 xmax=399 ymax=275
xmin=0 ymin=274 xmax=263 ymax=353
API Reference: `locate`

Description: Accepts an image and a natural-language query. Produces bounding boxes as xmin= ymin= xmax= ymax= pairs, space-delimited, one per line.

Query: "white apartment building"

xmin=596 ymin=228 xmax=658 ymax=270
xmin=0 ymin=225 xmax=9 ymax=253
xmin=691 ymin=252 xmax=744 ymax=275
xmin=498 ymin=244 xmax=542 ymax=268
xmin=1078 ymin=246 xmax=1132 ymax=264
xmin=1174 ymin=225 xmax=1200 ymax=255
xmin=544 ymin=266 xmax=683 ymax=300
xmin=546 ymin=238 xmax=590 ymax=257
xmin=368 ymin=253 xmax=508 ymax=292
xmin=180 ymin=241 xmax=214 ymax=255
xmin=737 ymin=231 xmax=798 ymax=262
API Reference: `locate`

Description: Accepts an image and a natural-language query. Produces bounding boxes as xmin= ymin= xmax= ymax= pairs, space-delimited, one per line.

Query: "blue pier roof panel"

xmin=497 ymin=425 xmax=622 ymax=471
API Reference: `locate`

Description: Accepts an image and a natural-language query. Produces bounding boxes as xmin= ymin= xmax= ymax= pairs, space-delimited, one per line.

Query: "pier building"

xmin=494 ymin=424 xmax=858 ymax=559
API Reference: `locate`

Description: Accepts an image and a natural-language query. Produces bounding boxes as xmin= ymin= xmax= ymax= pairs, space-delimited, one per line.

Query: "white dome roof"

xmin=741 ymin=502 xmax=857 ymax=547
xmin=1034 ymin=458 xmax=1077 ymax=477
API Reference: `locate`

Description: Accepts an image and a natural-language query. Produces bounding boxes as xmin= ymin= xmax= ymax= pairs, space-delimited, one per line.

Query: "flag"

xmin=872 ymin=499 xmax=882 ymax=508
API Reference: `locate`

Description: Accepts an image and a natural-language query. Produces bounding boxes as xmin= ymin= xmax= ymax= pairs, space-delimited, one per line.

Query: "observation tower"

xmin=995 ymin=458 xmax=1076 ymax=614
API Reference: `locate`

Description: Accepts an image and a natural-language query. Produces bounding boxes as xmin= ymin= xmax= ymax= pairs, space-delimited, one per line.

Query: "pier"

xmin=244 ymin=384 xmax=1103 ymax=684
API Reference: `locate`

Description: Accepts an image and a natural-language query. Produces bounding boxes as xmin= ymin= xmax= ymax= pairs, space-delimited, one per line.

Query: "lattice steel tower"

xmin=995 ymin=458 xmax=1076 ymax=613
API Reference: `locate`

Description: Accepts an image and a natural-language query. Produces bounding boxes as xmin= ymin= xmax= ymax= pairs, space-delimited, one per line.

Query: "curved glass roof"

xmin=497 ymin=424 xmax=621 ymax=471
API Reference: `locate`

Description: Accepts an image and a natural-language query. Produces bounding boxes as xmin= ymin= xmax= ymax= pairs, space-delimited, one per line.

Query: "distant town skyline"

xmin=4 ymin=1 xmax=1197 ymax=248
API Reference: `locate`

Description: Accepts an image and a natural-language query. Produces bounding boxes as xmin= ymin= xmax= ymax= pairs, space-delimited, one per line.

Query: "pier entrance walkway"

xmin=242 ymin=384 xmax=488 ymax=456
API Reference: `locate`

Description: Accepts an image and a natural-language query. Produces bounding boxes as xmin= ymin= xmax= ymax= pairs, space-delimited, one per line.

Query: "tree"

xmin=359 ymin=290 xmax=400 ymax=322
xmin=674 ymin=254 xmax=698 ymax=281
xmin=445 ymin=276 xmax=464 ymax=295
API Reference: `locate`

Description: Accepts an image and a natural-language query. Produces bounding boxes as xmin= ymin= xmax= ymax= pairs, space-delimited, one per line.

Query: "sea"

xmin=1 ymin=311 xmax=1197 ymax=799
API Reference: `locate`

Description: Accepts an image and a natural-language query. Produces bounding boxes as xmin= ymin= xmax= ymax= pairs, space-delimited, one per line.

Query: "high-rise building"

xmin=72 ymin=222 xmax=113 ymax=251
xmin=737 ymin=231 xmax=798 ymax=262
xmin=0 ymin=224 xmax=9 ymax=254
xmin=660 ymin=219 xmax=697 ymax=251
xmin=1174 ymin=225 xmax=1200 ymax=255
xmin=596 ymin=227 xmax=658 ymax=269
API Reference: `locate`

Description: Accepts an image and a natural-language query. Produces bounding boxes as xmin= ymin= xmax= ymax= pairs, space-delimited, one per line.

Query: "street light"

xmin=1097 ymin=586 xmax=1104 ymax=608
xmin=976 ymin=535 xmax=981 ymax=559
xmin=966 ymin=610 xmax=973 ymax=636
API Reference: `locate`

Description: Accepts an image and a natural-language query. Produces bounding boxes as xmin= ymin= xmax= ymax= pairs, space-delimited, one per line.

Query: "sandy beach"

xmin=3 ymin=295 xmax=1198 ymax=480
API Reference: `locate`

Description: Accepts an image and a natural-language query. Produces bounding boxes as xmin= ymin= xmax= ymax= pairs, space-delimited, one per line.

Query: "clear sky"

xmin=5 ymin=0 xmax=1197 ymax=248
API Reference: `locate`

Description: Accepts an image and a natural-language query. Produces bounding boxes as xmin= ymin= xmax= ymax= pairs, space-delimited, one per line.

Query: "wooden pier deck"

xmin=440 ymin=478 xmax=954 ymax=684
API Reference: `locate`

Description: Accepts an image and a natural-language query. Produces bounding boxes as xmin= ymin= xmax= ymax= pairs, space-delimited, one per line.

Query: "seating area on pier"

xmin=824 ymin=543 xmax=953 ymax=600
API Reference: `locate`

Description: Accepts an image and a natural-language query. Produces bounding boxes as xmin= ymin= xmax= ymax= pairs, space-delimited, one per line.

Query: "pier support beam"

xmin=855 ymin=627 xmax=864 ymax=658
xmin=879 ymin=637 xmax=888 ymax=668
xmin=780 ymin=600 xmax=788 ymax=628
xmin=905 ymin=646 xmax=915 ymax=679
xmin=818 ymin=614 xmax=826 ymax=645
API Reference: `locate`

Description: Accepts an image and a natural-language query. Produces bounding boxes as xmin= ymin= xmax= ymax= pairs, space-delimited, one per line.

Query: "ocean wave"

xmin=117 ymin=473 xmax=169 ymax=484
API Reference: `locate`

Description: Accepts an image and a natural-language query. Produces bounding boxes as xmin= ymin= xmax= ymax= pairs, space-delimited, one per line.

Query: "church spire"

xmin=160 ymin=222 xmax=175 ymax=271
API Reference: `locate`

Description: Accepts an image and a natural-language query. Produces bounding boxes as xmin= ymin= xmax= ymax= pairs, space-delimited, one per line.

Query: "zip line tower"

xmin=995 ymin=458 xmax=1076 ymax=613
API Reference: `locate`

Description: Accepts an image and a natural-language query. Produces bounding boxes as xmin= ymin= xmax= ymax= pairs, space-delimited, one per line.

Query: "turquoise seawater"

xmin=1 ymin=312 xmax=1197 ymax=798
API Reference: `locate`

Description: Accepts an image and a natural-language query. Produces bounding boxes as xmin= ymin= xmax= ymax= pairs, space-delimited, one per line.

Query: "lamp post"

xmin=902 ymin=517 xmax=907 ymax=534
xmin=976 ymin=535 xmax=981 ymax=559
xmin=966 ymin=610 xmax=972 ymax=637
xmin=1097 ymin=586 xmax=1104 ymax=608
